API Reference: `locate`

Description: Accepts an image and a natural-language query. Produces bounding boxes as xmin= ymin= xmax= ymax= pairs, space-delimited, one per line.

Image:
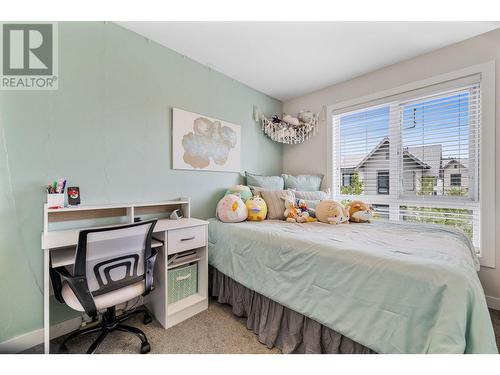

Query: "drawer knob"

xmin=180 ymin=236 xmax=195 ymax=242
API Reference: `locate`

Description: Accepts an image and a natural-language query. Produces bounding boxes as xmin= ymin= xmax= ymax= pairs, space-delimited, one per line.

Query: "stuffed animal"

xmin=315 ymin=200 xmax=349 ymax=225
xmin=296 ymin=199 xmax=317 ymax=222
xmin=284 ymin=197 xmax=300 ymax=222
xmin=345 ymin=200 xmax=374 ymax=223
xmin=246 ymin=195 xmax=267 ymax=221
xmin=298 ymin=110 xmax=314 ymax=124
xmin=283 ymin=198 xmax=314 ymax=223
xmin=296 ymin=199 xmax=316 ymax=218
xmin=225 ymin=185 xmax=252 ymax=202
xmin=216 ymin=194 xmax=248 ymax=223
xmin=282 ymin=114 xmax=300 ymax=127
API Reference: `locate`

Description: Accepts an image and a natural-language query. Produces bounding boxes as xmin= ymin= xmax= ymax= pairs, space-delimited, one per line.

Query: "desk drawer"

xmin=168 ymin=226 xmax=206 ymax=254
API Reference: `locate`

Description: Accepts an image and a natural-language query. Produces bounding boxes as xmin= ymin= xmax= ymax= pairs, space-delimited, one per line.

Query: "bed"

xmin=207 ymin=218 xmax=497 ymax=354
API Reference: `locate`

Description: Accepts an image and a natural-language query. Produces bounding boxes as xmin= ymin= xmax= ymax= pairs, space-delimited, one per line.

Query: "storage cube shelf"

xmin=168 ymin=263 xmax=198 ymax=304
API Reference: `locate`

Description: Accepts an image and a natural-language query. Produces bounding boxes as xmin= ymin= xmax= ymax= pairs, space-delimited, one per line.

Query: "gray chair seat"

xmin=61 ymin=280 xmax=145 ymax=312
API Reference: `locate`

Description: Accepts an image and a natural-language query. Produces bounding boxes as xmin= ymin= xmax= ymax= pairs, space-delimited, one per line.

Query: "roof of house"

xmin=442 ymin=158 xmax=468 ymax=169
xmin=341 ymin=137 xmax=442 ymax=175
xmin=402 ymin=150 xmax=431 ymax=169
xmin=404 ymin=144 xmax=443 ymax=176
xmin=353 ymin=137 xmax=390 ymax=170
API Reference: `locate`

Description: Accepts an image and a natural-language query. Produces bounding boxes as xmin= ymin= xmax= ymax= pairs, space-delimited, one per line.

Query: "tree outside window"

xmin=340 ymin=172 xmax=364 ymax=195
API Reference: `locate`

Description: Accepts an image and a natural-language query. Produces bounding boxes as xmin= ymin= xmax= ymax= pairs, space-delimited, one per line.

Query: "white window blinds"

xmin=332 ymin=82 xmax=481 ymax=248
xmin=400 ymin=85 xmax=480 ymax=199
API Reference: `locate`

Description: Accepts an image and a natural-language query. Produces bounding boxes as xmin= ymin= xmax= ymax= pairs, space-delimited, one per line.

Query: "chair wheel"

xmin=140 ymin=342 xmax=151 ymax=354
xmin=143 ymin=314 xmax=153 ymax=325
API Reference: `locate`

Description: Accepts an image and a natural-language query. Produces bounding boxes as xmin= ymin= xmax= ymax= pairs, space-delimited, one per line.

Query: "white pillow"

xmin=293 ymin=188 xmax=331 ymax=201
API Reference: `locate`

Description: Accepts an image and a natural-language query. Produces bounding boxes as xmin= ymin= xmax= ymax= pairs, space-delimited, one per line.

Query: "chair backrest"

xmin=74 ymin=220 xmax=157 ymax=297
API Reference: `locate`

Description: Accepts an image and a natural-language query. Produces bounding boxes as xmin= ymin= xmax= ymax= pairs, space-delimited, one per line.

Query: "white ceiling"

xmin=117 ymin=22 xmax=500 ymax=101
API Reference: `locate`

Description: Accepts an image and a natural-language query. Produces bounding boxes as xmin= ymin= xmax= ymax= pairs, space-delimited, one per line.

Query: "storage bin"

xmin=167 ymin=263 xmax=198 ymax=304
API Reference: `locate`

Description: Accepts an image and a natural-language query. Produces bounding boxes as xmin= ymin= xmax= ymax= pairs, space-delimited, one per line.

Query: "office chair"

xmin=50 ymin=219 xmax=158 ymax=354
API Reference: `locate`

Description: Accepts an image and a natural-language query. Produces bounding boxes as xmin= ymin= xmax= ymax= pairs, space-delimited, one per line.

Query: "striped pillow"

xmin=258 ymin=189 xmax=296 ymax=220
xmin=293 ymin=188 xmax=331 ymax=201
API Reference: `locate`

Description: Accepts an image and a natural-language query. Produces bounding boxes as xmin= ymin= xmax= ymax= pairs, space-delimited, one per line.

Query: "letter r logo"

xmin=2 ymin=23 xmax=53 ymax=75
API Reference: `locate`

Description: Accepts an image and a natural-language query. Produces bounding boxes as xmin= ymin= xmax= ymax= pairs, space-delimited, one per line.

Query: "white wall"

xmin=283 ymin=28 xmax=500 ymax=305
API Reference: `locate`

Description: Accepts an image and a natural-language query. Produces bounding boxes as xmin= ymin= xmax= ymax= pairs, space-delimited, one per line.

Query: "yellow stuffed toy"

xmin=315 ymin=200 xmax=349 ymax=225
xmin=246 ymin=195 xmax=268 ymax=221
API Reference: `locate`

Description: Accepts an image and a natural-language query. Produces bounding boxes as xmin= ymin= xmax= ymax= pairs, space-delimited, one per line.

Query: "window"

xmin=332 ymin=80 xmax=481 ymax=249
xmin=450 ymin=174 xmax=462 ymax=187
xmin=342 ymin=173 xmax=353 ymax=187
xmin=377 ymin=171 xmax=389 ymax=194
xmin=372 ymin=204 xmax=389 ymax=219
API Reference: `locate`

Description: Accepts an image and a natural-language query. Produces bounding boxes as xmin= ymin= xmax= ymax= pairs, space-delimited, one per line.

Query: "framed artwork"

xmin=172 ymin=108 xmax=241 ymax=172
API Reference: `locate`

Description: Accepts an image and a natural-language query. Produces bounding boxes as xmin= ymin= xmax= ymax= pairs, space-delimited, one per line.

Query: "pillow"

xmin=294 ymin=188 xmax=331 ymax=201
xmin=246 ymin=171 xmax=284 ymax=190
xmin=225 ymin=185 xmax=252 ymax=202
xmin=216 ymin=194 xmax=248 ymax=223
xmin=282 ymin=174 xmax=324 ymax=191
xmin=258 ymin=189 xmax=295 ymax=220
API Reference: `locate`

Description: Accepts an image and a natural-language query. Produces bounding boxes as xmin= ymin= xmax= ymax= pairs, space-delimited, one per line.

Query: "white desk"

xmin=41 ymin=199 xmax=209 ymax=354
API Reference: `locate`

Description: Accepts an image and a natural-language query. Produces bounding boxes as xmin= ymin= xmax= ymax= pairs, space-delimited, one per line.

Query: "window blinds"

xmin=333 ymin=82 xmax=481 ymax=246
xmin=400 ymin=84 xmax=480 ymax=199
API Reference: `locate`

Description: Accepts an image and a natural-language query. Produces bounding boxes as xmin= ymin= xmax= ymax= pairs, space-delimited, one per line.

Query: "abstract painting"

xmin=172 ymin=108 xmax=241 ymax=172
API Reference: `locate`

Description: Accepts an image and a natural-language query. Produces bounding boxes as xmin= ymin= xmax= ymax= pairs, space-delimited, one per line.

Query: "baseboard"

xmin=486 ymin=295 xmax=500 ymax=311
xmin=0 ymin=316 xmax=82 ymax=354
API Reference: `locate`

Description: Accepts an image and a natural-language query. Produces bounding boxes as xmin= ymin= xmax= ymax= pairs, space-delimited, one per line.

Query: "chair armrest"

xmin=52 ymin=266 xmax=98 ymax=317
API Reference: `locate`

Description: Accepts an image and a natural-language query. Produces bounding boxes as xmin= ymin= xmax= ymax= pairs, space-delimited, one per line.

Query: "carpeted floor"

xmin=25 ymin=300 xmax=280 ymax=354
xmin=25 ymin=300 xmax=500 ymax=354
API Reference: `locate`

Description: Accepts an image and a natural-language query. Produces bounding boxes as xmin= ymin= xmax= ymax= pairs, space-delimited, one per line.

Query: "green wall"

xmin=0 ymin=22 xmax=282 ymax=343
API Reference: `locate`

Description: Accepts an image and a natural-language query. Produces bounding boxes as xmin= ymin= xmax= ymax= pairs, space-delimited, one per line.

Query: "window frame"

xmin=377 ymin=170 xmax=390 ymax=195
xmin=342 ymin=172 xmax=353 ymax=187
xmin=450 ymin=173 xmax=462 ymax=187
xmin=326 ymin=62 xmax=496 ymax=268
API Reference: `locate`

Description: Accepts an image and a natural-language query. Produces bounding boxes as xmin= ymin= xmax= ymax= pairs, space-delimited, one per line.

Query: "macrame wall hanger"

xmin=253 ymin=105 xmax=326 ymax=145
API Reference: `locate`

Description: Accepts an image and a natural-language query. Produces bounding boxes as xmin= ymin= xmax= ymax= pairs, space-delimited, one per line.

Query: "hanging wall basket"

xmin=260 ymin=111 xmax=319 ymax=145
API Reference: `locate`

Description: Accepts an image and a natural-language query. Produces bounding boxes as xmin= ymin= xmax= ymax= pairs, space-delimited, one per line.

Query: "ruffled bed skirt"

xmin=210 ymin=266 xmax=376 ymax=354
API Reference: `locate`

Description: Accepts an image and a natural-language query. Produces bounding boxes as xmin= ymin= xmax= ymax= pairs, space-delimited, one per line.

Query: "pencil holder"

xmin=47 ymin=193 xmax=65 ymax=209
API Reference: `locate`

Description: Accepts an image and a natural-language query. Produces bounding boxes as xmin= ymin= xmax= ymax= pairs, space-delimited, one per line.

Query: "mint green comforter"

xmin=207 ymin=219 xmax=497 ymax=354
